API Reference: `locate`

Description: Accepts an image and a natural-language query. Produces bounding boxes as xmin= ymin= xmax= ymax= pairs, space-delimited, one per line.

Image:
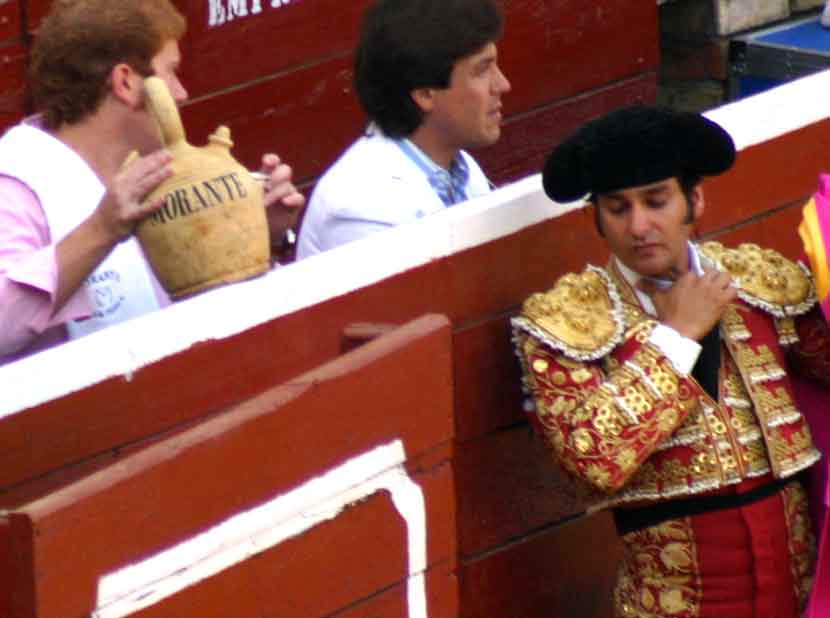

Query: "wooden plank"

xmin=0 ymin=41 xmax=27 ymax=133
xmin=478 ymin=73 xmax=659 ymax=185
xmin=122 ymin=478 xmax=454 ymax=618
xmin=181 ymin=53 xmax=364 ymax=183
xmin=454 ymin=424 xmax=596 ymax=559
xmin=498 ymin=0 xmax=658 ymax=114
xmin=4 ymin=314 xmax=455 ymax=618
xmin=703 ymin=198 xmax=807 ymax=260
xmin=177 ymin=0 xmax=369 ymax=100
xmin=0 ymin=312 xmax=453 ymax=490
xmin=0 ymin=1 xmax=22 ymax=43
xmin=459 ymin=512 xmax=621 ymax=618
xmin=328 ymin=561 xmax=458 ymax=618
xmin=174 ymin=0 xmax=658 ymax=107
xmin=0 ymin=514 xmax=35 ymax=618
xmin=0 ymin=268 xmax=455 ymax=490
xmin=452 ymin=319 xmax=524 ymax=443
xmin=182 ymin=65 xmax=659 ymax=187
xmin=701 ymin=118 xmax=830 ymax=237
xmin=17 ymin=0 xmax=660 ymax=189
xmin=0 ymin=438 xmax=161 ymax=510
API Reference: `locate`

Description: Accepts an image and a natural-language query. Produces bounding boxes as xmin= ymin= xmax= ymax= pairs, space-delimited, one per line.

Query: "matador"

xmin=513 ymin=105 xmax=830 ymax=618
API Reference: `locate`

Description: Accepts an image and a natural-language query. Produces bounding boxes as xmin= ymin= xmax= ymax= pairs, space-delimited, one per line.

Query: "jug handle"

xmin=143 ymin=76 xmax=185 ymax=146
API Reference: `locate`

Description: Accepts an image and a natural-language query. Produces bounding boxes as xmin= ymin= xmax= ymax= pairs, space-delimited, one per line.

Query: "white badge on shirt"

xmin=66 ymin=239 xmax=161 ymax=339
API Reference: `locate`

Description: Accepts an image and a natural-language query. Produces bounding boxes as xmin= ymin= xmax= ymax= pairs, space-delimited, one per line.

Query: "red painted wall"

xmin=2 ymin=112 xmax=829 ymax=617
xmin=0 ymin=0 xmax=659 ymax=187
xmin=0 ymin=315 xmax=458 ymax=618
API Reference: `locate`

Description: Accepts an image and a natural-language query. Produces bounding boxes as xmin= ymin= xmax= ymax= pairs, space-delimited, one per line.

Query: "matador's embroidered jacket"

xmin=512 ymin=242 xmax=822 ymax=506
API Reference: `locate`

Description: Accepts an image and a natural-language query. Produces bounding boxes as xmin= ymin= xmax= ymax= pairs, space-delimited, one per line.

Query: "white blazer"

xmin=296 ymin=127 xmax=491 ymax=258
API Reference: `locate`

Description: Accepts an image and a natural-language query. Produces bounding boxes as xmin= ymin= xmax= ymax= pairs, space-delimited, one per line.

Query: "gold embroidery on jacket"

xmin=614 ymin=518 xmax=701 ymax=618
xmin=513 ymin=255 xmax=820 ymax=506
xmin=613 ymin=482 xmax=813 ymax=618
xmin=519 ymin=266 xmax=625 ymax=361
xmin=775 ymin=316 xmax=799 ymax=346
xmin=700 ymin=242 xmax=816 ymax=317
xmin=781 ymin=481 xmax=816 ymax=611
xmin=721 ymin=304 xmax=751 ymax=342
xmin=732 ymin=343 xmax=786 ymax=385
xmin=754 ymin=386 xmax=800 ymax=426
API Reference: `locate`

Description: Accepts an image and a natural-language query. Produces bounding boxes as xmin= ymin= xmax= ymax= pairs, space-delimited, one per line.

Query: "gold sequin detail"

xmin=733 ymin=344 xmax=785 ymax=384
xmin=571 ymin=368 xmax=593 ymax=384
xmin=532 ymin=359 xmax=549 ymax=373
xmin=522 ymin=269 xmax=621 ymax=354
xmin=572 ymin=428 xmax=594 ymax=454
xmin=701 ymin=241 xmax=813 ymax=308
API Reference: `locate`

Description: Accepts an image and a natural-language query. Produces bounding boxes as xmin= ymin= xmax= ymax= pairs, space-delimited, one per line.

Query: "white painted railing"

xmin=3 ymin=68 xmax=830 ymax=417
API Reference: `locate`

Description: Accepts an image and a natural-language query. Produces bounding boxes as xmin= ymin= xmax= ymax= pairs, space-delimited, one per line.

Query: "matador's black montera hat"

xmin=542 ymin=105 xmax=736 ymax=202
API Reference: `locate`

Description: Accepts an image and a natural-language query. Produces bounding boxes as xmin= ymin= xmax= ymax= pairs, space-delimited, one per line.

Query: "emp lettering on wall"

xmin=208 ymin=0 xmax=299 ymax=27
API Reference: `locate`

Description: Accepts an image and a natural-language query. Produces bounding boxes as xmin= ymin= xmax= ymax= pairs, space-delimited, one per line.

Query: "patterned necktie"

xmin=396 ymin=138 xmax=471 ymax=207
xmin=427 ymin=156 xmax=470 ymax=207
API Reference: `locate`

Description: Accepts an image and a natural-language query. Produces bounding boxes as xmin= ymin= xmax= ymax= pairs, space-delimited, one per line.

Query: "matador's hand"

xmin=639 ymin=270 xmax=737 ymax=341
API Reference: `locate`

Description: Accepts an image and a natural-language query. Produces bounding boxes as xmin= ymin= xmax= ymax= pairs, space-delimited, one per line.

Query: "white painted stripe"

xmin=3 ymin=67 xmax=829 ymax=415
xmin=92 ymin=440 xmax=428 ymax=618
xmin=389 ymin=469 xmax=428 ymax=618
xmin=706 ymin=69 xmax=830 ymax=152
xmin=0 ymin=175 xmax=570 ymax=417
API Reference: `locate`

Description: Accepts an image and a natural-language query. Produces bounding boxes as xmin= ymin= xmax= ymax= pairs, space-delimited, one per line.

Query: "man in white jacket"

xmin=296 ymin=0 xmax=511 ymax=258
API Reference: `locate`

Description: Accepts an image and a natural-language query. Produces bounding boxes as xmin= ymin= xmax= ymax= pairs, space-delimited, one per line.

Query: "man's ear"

xmin=691 ymin=185 xmax=705 ymax=222
xmin=410 ymin=87 xmax=435 ymax=114
xmin=590 ymin=201 xmax=605 ymax=238
xmin=109 ymin=62 xmax=143 ymax=109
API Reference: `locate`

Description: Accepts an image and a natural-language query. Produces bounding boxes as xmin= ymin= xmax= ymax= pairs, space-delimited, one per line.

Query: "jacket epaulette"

xmin=512 ymin=265 xmax=625 ymax=362
xmin=700 ymin=241 xmax=816 ymax=319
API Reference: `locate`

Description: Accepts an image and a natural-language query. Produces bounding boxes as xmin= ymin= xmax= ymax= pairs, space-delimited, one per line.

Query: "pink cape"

xmin=796 ymin=372 xmax=830 ymax=618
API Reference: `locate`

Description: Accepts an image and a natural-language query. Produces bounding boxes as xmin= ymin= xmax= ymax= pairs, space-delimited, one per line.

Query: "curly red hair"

xmin=30 ymin=0 xmax=186 ymax=130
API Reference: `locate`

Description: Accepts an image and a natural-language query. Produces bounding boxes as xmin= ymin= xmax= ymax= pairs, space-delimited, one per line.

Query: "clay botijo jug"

xmin=135 ymin=76 xmax=270 ymax=298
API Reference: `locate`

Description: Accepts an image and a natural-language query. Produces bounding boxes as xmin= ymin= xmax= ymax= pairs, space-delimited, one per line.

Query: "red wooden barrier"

xmin=2 ymin=67 xmax=829 ymax=617
xmin=0 ymin=314 xmax=456 ymax=618
xmin=177 ymin=0 xmax=659 ymax=184
xmin=10 ymin=0 xmax=659 ymax=185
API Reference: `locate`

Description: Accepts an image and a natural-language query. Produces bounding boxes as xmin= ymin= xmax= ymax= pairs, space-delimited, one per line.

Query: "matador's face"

xmin=595 ymin=177 xmax=704 ymax=280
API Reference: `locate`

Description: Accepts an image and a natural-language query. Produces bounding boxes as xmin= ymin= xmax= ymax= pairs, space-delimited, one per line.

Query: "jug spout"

xmin=207 ymin=126 xmax=234 ymax=157
xmin=144 ymin=76 xmax=186 ymax=147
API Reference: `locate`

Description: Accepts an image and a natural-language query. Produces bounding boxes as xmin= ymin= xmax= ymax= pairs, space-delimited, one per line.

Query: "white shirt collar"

xmin=614 ymin=242 xmax=704 ymax=316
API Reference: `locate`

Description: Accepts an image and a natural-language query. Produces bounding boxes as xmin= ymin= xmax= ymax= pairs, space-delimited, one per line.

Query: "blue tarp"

xmin=754 ymin=17 xmax=830 ymax=54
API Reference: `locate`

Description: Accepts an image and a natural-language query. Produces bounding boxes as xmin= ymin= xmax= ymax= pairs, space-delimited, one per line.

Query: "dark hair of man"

xmin=354 ymin=0 xmax=504 ymax=138
xmin=592 ymin=174 xmax=702 ymax=237
xmin=30 ymin=0 xmax=186 ymax=131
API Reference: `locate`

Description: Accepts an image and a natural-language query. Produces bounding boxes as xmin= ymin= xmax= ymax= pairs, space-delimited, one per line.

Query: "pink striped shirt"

xmin=0 ymin=175 xmax=167 ymax=364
